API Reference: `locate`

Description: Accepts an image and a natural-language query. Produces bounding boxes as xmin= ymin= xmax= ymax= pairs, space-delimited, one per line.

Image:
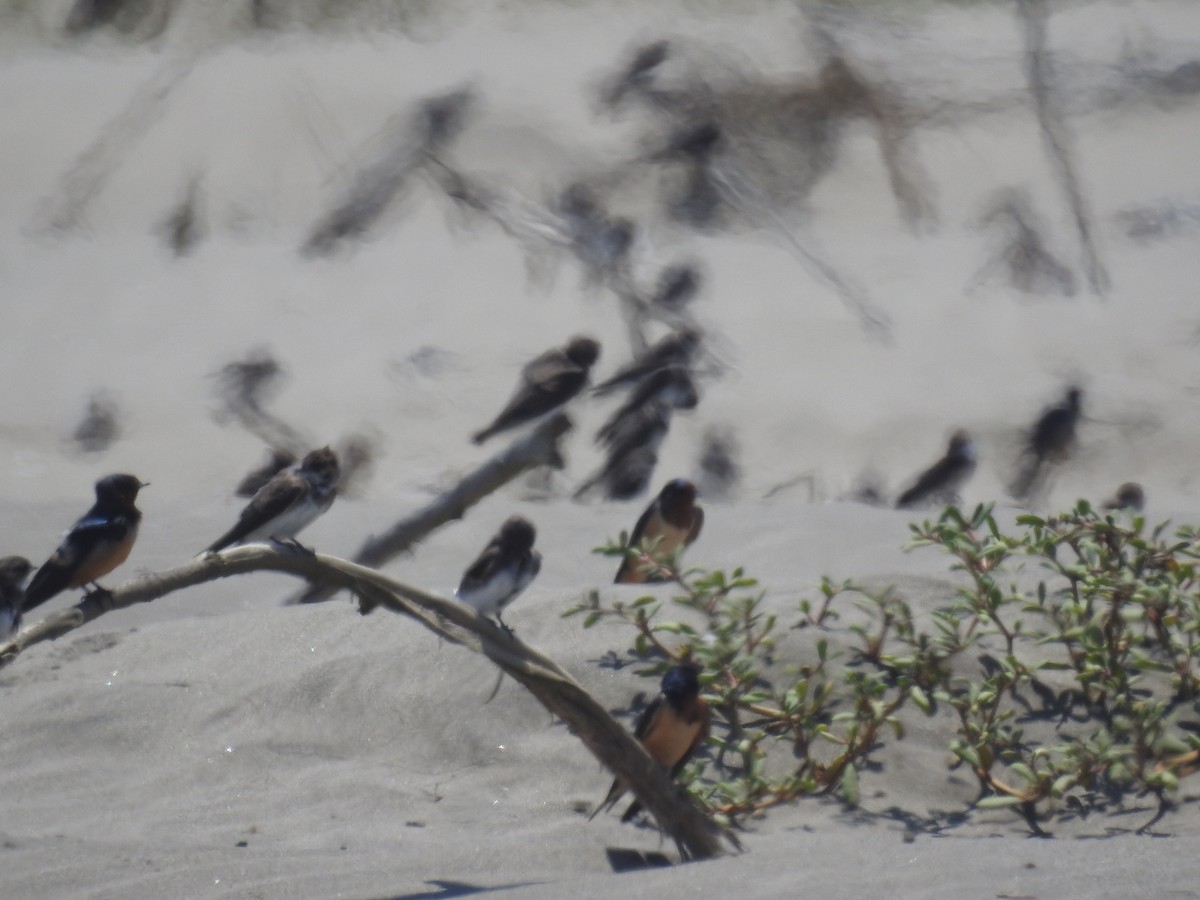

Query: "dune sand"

xmin=3 ymin=1 xmax=1200 ymax=896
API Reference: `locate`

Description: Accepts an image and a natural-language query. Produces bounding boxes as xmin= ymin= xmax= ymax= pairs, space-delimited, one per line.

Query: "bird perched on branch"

xmin=896 ymin=430 xmax=976 ymax=509
xmin=23 ymin=474 xmax=147 ymax=613
xmin=0 ymin=556 xmax=33 ymax=640
xmin=455 ymin=516 xmax=541 ymax=632
xmin=590 ymin=662 xmax=710 ymax=823
xmin=205 ymin=447 xmax=339 ymax=554
xmin=615 ymin=479 xmax=704 ymax=584
xmin=472 ymin=336 xmax=600 ymax=444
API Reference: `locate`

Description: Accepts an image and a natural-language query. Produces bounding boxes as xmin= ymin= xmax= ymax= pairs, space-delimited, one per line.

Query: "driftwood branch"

xmin=289 ymin=412 xmax=573 ymax=607
xmin=0 ymin=543 xmax=733 ymax=861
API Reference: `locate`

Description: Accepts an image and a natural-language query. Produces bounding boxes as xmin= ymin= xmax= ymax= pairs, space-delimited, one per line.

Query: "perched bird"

xmin=455 ymin=516 xmax=542 ymax=632
xmin=615 ymin=479 xmax=704 ymax=584
xmin=0 ymin=556 xmax=34 ymax=641
xmin=1102 ymin=482 xmax=1145 ymax=512
xmin=235 ymin=448 xmax=297 ymax=498
xmin=23 ymin=474 xmax=147 ymax=613
xmin=591 ymin=328 xmax=701 ymax=396
xmin=205 ymin=447 xmax=339 ymax=553
xmin=589 ymin=663 xmax=711 ymax=822
xmin=595 ymin=365 xmax=699 ymax=446
xmin=1010 ymin=386 xmax=1084 ymax=502
xmin=472 ymin=336 xmax=601 ymax=445
xmin=896 ymin=430 xmax=976 ymax=509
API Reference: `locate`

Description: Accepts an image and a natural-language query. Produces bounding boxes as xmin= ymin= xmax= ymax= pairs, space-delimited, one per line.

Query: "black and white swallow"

xmin=472 ymin=336 xmax=600 ymax=445
xmin=0 ymin=556 xmax=33 ymax=641
xmin=615 ymin=478 xmax=704 ymax=584
xmin=589 ymin=662 xmax=711 ymax=823
xmin=205 ymin=447 xmax=339 ymax=553
xmin=896 ymin=430 xmax=976 ymax=509
xmin=591 ymin=328 xmax=702 ymax=396
xmin=23 ymin=474 xmax=147 ymax=613
xmin=455 ymin=516 xmax=541 ymax=632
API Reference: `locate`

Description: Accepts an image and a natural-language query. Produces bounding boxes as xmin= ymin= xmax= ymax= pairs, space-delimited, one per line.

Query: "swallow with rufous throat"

xmin=205 ymin=447 xmax=339 ymax=553
xmin=472 ymin=336 xmax=600 ymax=444
xmin=23 ymin=474 xmax=147 ymax=613
xmin=455 ymin=516 xmax=541 ymax=632
xmin=614 ymin=478 xmax=704 ymax=584
xmin=589 ymin=662 xmax=710 ymax=822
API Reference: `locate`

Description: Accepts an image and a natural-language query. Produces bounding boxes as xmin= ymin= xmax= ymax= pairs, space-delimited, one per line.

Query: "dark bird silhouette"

xmin=73 ymin=392 xmax=120 ymax=453
xmin=1102 ymin=482 xmax=1144 ymax=512
xmin=589 ymin=663 xmax=711 ymax=822
xmin=235 ymin=448 xmax=297 ymax=498
xmin=0 ymin=556 xmax=34 ymax=640
xmin=1010 ymin=387 xmax=1084 ymax=503
xmin=896 ymin=430 xmax=976 ymax=509
xmin=592 ymin=328 xmax=701 ymax=396
xmin=23 ymin=474 xmax=147 ymax=613
xmin=205 ymin=447 xmax=339 ymax=553
xmin=455 ymin=516 xmax=542 ymax=632
xmin=472 ymin=336 xmax=600 ymax=444
xmin=595 ymin=366 xmax=699 ymax=446
xmin=615 ymin=479 xmax=704 ymax=584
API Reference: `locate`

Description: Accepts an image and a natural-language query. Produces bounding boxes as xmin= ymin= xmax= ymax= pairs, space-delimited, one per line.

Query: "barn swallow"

xmin=591 ymin=328 xmax=702 ymax=396
xmin=0 ymin=556 xmax=34 ymax=641
xmin=235 ymin=448 xmax=297 ymax=498
xmin=589 ymin=663 xmax=710 ymax=822
xmin=23 ymin=474 xmax=147 ymax=614
xmin=615 ymin=478 xmax=704 ymax=584
xmin=472 ymin=336 xmax=601 ymax=444
xmin=455 ymin=516 xmax=541 ymax=632
xmin=1010 ymin=386 xmax=1084 ymax=502
xmin=595 ymin=366 xmax=699 ymax=446
xmin=1102 ymin=482 xmax=1144 ymax=512
xmin=205 ymin=447 xmax=339 ymax=553
xmin=896 ymin=430 xmax=976 ymax=509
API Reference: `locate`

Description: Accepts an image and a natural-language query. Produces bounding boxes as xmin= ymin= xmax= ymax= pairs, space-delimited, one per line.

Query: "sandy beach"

xmin=3 ymin=1 xmax=1200 ymax=896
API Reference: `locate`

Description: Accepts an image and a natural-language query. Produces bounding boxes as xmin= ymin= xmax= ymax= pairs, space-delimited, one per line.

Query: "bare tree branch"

xmin=0 ymin=542 xmax=734 ymax=861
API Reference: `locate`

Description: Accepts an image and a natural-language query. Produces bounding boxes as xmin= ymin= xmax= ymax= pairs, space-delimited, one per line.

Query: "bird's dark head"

xmin=1113 ymin=482 xmax=1145 ymax=511
xmin=948 ymin=429 xmax=975 ymax=461
xmin=498 ymin=516 xmax=537 ymax=553
xmin=0 ymin=556 xmax=33 ymax=587
xmin=300 ymin=447 xmax=340 ymax=485
xmin=1064 ymin=386 xmax=1083 ymax=411
xmin=565 ymin=337 xmax=602 ymax=369
xmin=661 ymin=663 xmax=702 ymax=704
xmin=96 ymin=473 xmax=148 ymax=505
xmin=660 ymin=478 xmax=697 ymax=505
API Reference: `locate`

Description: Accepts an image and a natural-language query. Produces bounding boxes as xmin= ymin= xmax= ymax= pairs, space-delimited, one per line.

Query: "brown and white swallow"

xmin=472 ymin=336 xmax=600 ymax=445
xmin=591 ymin=328 xmax=702 ymax=397
xmin=455 ymin=516 xmax=541 ymax=632
xmin=1102 ymin=482 xmax=1145 ymax=512
xmin=205 ymin=447 xmax=339 ymax=553
xmin=0 ymin=556 xmax=34 ymax=641
xmin=615 ymin=478 xmax=704 ymax=584
xmin=896 ymin=430 xmax=976 ymax=510
xmin=589 ymin=662 xmax=710 ymax=822
xmin=23 ymin=474 xmax=147 ymax=613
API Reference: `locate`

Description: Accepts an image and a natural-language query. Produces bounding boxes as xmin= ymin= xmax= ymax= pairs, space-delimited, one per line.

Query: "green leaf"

xmin=841 ymin=763 xmax=860 ymax=807
xmin=975 ymin=795 xmax=1025 ymax=809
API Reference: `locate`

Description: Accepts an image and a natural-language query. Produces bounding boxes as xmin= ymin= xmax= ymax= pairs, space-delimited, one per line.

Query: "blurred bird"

xmin=595 ymin=366 xmax=699 ymax=446
xmin=73 ymin=392 xmax=120 ymax=454
xmin=589 ymin=663 xmax=710 ymax=822
xmin=0 ymin=556 xmax=34 ymax=641
xmin=649 ymin=263 xmax=703 ymax=315
xmin=615 ymin=479 xmax=704 ymax=584
xmin=1010 ymin=386 xmax=1084 ymax=503
xmin=472 ymin=336 xmax=601 ymax=445
xmin=235 ymin=448 xmax=297 ymax=498
xmin=592 ymin=328 xmax=702 ymax=396
xmin=205 ymin=447 xmax=339 ymax=553
xmin=23 ymin=474 xmax=147 ymax=613
xmin=896 ymin=430 xmax=976 ymax=509
xmin=1102 ymin=482 xmax=1144 ymax=513
xmin=575 ymin=402 xmax=674 ymax=501
xmin=455 ymin=516 xmax=541 ymax=632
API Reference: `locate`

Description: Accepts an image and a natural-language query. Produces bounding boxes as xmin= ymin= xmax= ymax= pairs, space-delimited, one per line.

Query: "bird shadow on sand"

xmin=374 ymin=877 xmax=548 ymax=900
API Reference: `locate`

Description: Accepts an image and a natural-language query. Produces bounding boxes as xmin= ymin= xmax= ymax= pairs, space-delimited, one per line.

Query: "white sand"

xmin=2 ymin=1 xmax=1200 ymax=896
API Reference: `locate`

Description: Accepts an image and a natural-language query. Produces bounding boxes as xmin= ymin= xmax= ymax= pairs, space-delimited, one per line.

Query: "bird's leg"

xmin=269 ymin=536 xmax=317 ymax=558
xmin=494 ymin=611 xmax=515 ymax=636
xmin=83 ymin=583 xmax=115 ymax=604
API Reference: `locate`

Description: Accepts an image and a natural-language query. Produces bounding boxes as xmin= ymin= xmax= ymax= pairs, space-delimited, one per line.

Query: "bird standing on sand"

xmin=455 ymin=516 xmax=541 ymax=632
xmin=615 ymin=479 xmax=704 ymax=584
xmin=23 ymin=474 xmax=147 ymax=613
xmin=896 ymin=430 xmax=976 ymax=509
xmin=590 ymin=663 xmax=711 ymax=823
xmin=1102 ymin=482 xmax=1145 ymax=512
xmin=0 ymin=556 xmax=34 ymax=641
xmin=205 ymin=447 xmax=339 ymax=553
xmin=472 ymin=336 xmax=601 ymax=445
xmin=1010 ymin=386 xmax=1084 ymax=502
